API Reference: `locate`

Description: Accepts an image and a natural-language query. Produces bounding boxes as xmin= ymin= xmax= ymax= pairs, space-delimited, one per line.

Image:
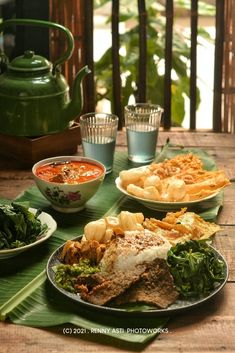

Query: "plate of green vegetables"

xmin=0 ymin=202 xmax=57 ymax=259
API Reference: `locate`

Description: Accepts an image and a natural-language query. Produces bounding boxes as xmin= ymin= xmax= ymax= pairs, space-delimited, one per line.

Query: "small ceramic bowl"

xmin=32 ymin=156 xmax=105 ymax=213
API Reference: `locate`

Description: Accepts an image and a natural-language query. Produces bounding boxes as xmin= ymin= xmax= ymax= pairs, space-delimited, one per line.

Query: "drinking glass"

xmin=125 ymin=103 xmax=163 ymax=163
xmin=80 ymin=112 xmax=119 ymax=174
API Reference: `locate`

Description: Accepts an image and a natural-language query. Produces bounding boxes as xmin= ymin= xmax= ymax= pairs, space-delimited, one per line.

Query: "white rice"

xmin=101 ymin=229 xmax=171 ymax=272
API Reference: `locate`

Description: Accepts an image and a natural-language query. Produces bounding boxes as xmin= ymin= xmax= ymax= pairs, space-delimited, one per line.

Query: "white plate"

xmin=0 ymin=208 xmax=57 ymax=259
xmin=115 ymin=176 xmax=219 ymax=212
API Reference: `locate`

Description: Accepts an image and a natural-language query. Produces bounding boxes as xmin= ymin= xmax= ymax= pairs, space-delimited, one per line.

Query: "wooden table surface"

xmin=0 ymin=131 xmax=235 ymax=353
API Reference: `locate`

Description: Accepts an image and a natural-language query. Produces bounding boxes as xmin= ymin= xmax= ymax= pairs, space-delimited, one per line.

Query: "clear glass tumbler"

xmin=125 ymin=103 xmax=163 ymax=163
xmin=80 ymin=112 xmax=119 ymax=174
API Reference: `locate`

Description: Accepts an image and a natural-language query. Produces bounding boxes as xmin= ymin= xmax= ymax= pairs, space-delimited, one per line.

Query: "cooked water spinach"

xmin=0 ymin=202 xmax=47 ymax=249
xmin=167 ymin=240 xmax=226 ymax=298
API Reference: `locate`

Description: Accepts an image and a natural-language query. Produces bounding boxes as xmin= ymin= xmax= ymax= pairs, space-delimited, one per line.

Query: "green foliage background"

xmin=94 ymin=0 xmax=215 ymax=126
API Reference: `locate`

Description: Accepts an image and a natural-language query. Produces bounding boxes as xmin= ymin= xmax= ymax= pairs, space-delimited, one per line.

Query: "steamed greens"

xmin=167 ymin=240 xmax=226 ymax=298
xmin=0 ymin=202 xmax=47 ymax=249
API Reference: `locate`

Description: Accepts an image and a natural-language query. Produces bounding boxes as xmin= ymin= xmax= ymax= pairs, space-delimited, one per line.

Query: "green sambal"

xmin=54 ymin=258 xmax=100 ymax=293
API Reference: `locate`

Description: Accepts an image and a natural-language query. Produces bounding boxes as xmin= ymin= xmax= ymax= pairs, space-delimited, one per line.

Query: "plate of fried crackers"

xmin=115 ymin=153 xmax=230 ymax=212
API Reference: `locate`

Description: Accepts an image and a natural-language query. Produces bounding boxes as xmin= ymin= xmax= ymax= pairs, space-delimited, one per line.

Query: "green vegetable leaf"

xmin=167 ymin=240 xmax=226 ymax=298
xmin=0 ymin=202 xmax=47 ymax=249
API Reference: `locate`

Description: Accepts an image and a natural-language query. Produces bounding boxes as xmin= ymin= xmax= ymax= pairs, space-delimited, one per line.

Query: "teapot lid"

xmin=8 ymin=50 xmax=51 ymax=72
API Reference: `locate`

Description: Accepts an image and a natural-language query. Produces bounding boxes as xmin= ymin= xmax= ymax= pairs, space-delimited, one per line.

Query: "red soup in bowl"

xmin=32 ymin=157 xmax=105 ymax=213
xmin=35 ymin=161 xmax=104 ymax=184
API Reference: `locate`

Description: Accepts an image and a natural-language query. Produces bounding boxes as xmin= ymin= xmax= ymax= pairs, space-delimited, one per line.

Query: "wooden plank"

xmin=0 ymin=180 xmax=34 ymax=200
xmin=222 ymin=0 xmax=235 ymax=134
xmin=213 ymin=227 xmax=235 ymax=281
xmin=223 ymin=0 xmax=230 ymax=133
xmin=218 ymin=204 xmax=235 ymax=226
xmin=190 ymin=0 xmax=198 ymax=130
xmin=111 ymin=0 xmax=122 ymax=129
xmin=83 ymin=0 xmax=95 ymax=112
xmin=137 ymin=0 xmax=147 ymax=102
xmin=49 ymin=0 xmax=85 ymax=96
xmin=150 ymin=284 xmax=235 ymax=353
xmin=213 ymin=0 xmax=225 ymax=132
xmin=163 ymin=0 xmax=173 ymax=129
xmin=156 ymin=131 xmax=235 ymax=148
xmin=0 ymin=124 xmax=81 ymax=167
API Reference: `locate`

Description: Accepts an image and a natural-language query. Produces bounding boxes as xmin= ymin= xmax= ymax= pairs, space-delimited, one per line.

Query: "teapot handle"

xmin=0 ymin=18 xmax=74 ymax=71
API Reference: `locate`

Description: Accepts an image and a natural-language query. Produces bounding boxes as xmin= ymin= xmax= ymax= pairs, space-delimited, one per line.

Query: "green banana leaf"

xmin=0 ymin=149 xmax=223 ymax=345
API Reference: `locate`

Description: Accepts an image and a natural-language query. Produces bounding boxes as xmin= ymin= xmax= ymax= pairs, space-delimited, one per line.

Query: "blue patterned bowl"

xmin=32 ymin=156 xmax=105 ymax=213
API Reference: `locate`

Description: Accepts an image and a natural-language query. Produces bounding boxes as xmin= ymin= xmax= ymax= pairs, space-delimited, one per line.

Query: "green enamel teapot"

xmin=0 ymin=19 xmax=90 ymax=136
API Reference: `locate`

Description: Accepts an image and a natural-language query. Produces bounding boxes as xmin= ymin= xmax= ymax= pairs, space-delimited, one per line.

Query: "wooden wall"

xmin=48 ymin=0 xmax=235 ymax=132
xmin=223 ymin=0 xmax=235 ymax=133
xmin=49 ymin=0 xmax=86 ymax=97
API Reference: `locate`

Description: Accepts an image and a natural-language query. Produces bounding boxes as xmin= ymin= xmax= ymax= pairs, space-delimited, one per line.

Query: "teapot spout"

xmin=64 ymin=65 xmax=91 ymax=122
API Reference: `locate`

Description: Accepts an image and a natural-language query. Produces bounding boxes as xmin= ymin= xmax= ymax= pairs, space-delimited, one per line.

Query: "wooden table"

xmin=0 ymin=131 xmax=235 ymax=353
